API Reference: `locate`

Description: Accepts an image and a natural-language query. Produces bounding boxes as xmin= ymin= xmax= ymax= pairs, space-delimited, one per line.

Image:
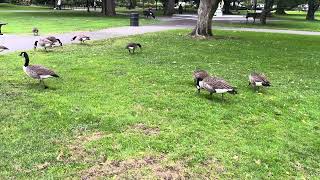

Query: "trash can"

xmin=130 ymin=13 xmax=139 ymax=26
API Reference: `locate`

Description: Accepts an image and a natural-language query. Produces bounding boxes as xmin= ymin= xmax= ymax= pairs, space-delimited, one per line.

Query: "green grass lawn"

xmin=0 ymin=4 xmax=157 ymax=35
xmin=216 ymin=11 xmax=320 ymax=32
xmin=0 ymin=3 xmax=50 ymax=10
xmin=0 ymin=30 xmax=319 ymax=179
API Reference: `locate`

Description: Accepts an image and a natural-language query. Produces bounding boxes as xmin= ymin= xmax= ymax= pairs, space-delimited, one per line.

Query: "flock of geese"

xmin=2 ymin=27 xmax=270 ymax=101
xmin=193 ymin=70 xmax=271 ymax=100
xmin=0 ymin=28 xmax=143 ymax=89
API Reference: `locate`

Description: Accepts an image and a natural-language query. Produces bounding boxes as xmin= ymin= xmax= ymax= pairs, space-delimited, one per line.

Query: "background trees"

xmin=102 ymin=0 xmax=116 ymax=16
xmin=306 ymin=0 xmax=320 ymax=20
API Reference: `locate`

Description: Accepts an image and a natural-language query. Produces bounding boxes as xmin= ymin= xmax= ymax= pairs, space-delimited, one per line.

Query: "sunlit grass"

xmin=0 ymin=30 xmax=319 ymax=178
xmin=0 ymin=8 xmax=157 ymax=35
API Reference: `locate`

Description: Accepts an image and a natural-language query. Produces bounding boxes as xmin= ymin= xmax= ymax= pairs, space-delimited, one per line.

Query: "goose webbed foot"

xmin=40 ymin=79 xmax=48 ymax=89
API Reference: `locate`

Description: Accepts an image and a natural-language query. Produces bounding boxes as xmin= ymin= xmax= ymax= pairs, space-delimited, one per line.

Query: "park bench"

xmin=246 ymin=12 xmax=261 ymax=24
xmin=0 ymin=22 xmax=7 ymax=35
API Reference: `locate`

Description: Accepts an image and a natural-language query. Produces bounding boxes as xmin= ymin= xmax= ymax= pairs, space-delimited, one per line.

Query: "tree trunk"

xmin=223 ymin=0 xmax=233 ymax=15
xmin=52 ymin=0 xmax=56 ymax=8
xmin=87 ymin=0 xmax=90 ymax=12
xmin=128 ymin=0 xmax=136 ymax=9
xmin=142 ymin=0 xmax=144 ymax=10
xmin=191 ymin=0 xmax=221 ymax=38
xmin=102 ymin=0 xmax=116 ymax=16
xmin=306 ymin=0 xmax=319 ymax=20
xmin=275 ymin=7 xmax=286 ymax=15
xmin=260 ymin=0 xmax=274 ymax=25
xmin=275 ymin=0 xmax=286 ymax=15
xmin=164 ymin=0 xmax=175 ymax=16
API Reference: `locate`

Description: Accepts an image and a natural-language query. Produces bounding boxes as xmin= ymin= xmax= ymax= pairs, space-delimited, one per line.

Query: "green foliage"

xmin=276 ymin=0 xmax=305 ymax=9
xmin=214 ymin=11 xmax=320 ymax=32
xmin=0 ymin=30 xmax=319 ymax=178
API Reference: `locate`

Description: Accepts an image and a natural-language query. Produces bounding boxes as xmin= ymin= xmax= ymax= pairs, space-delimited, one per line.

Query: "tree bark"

xmin=102 ymin=0 xmax=116 ymax=16
xmin=260 ymin=0 xmax=274 ymax=25
xmin=87 ymin=0 xmax=90 ymax=12
xmin=128 ymin=0 xmax=137 ymax=9
xmin=306 ymin=0 xmax=319 ymax=20
xmin=275 ymin=0 xmax=286 ymax=15
xmin=164 ymin=0 xmax=175 ymax=16
xmin=275 ymin=8 xmax=286 ymax=14
xmin=223 ymin=0 xmax=233 ymax=15
xmin=191 ymin=0 xmax=221 ymax=38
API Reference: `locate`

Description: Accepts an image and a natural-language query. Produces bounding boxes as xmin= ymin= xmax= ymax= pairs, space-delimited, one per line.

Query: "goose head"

xmin=34 ymin=41 xmax=38 ymax=49
xmin=57 ymin=39 xmax=63 ymax=46
xmin=19 ymin=52 xmax=30 ymax=66
xmin=19 ymin=52 xmax=28 ymax=57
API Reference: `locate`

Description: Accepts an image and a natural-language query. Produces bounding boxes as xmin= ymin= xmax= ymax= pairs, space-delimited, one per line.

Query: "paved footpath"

xmin=1 ymin=17 xmax=320 ymax=54
xmin=0 ymin=25 xmax=187 ymax=54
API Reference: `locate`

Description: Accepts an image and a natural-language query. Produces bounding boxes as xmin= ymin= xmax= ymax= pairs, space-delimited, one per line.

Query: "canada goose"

xmin=143 ymin=10 xmax=156 ymax=19
xmin=32 ymin=27 xmax=39 ymax=36
xmin=249 ymin=72 xmax=271 ymax=88
xmin=34 ymin=39 xmax=54 ymax=51
xmin=0 ymin=45 xmax=9 ymax=52
xmin=19 ymin=52 xmax=59 ymax=89
xmin=45 ymin=36 xmax=63 ymax=46
xmin=196 ymin=76 xmax=237 ymax=100
xmin=193 ymin=69 xmax=209 ymax=85
xmin=71 ymin=35 xmax=90 ymax=43
xmin=126 ymin=43 xmax=142 ymax=53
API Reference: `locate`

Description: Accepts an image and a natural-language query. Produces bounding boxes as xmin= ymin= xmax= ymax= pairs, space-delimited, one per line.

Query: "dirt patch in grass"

xmin=80 ymin=155 xmax=185 ymax=180
xmin=129 ymin=123 xmax=160 ymax=136
xmin=80 ymin=155 xmax=226 ymax=179
xmin=57 ymin=132 xmax=106 ymax=163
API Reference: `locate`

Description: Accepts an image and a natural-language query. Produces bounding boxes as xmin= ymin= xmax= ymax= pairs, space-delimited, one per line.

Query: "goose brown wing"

xmin=126 ymin=43 xmax=136 ymax=48
xmin=0 ymin=45 xmax=9 ymax=50
xmin=29 ymin=65 xmax=58 ymax=76
xmin=258 ymin=73 xmax=269 ymax=83
xmin=251 ymin=72 xmax=269 ymax=83
xmin=204 ymin=77 xmax=233 ymax=89
xmin=46 ymin=36 xmax=57 ymax=42
xmin=79 ymin=35 xmax=90 ymax=39
xmin=39 ymin=39 xmax=54 ymax=46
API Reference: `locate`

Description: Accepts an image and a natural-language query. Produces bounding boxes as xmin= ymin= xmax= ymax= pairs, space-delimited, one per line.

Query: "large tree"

xmin=191 ymin=0 xmax=222 ymax=38
xmin=275 ymin=0 xmax=305 ymax=15
xmin=162 ymin=0 xmax=175 ymax=15
xmin=128 ymin=0 xmax=137 ymax=9
xmin=223 ymin=0 xmax=233 ymax=14
xmin=306 ymin=0 xmax=320 ymax=20
xmin=260 ymin=0 xmax=274 ymax=24
xmin=275 ymin=0 xmax=287 ymax=14
xmin=102 ymin=0 xmax=116 ymax=16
